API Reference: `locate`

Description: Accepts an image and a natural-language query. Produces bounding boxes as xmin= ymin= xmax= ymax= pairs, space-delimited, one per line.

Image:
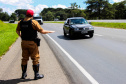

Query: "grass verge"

xmin=90 ymin=22 xmax=126 ymax=29
xmin=44 ymin=21 xmax=126 ymax=29
xmin=0 ymin=20 xmax=18 ymax=57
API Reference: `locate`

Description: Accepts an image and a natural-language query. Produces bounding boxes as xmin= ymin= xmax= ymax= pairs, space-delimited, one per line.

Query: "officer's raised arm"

xmin=40 ymin=30 xmax=55 ymax=34
xmin=32 ymin=20 xmax=55 ymax=34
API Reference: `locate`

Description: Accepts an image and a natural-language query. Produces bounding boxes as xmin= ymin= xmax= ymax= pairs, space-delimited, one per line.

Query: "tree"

xmin=41 ymin=8 xmax=86 ymax=21
xmin=19 ymin=14 xmax=25 ymax=20
xmin=70 ymin=2 xmax=80 ymax=9
xmin=56 ymin=16 xmax=60 ymax=20
xmin=10 ymin=13 xmax=17 ymax=21
xmin=45 ymin=11 xmax=54 ymax=21
xmin=85 ymin=0 xmax=109 ymax=19
xmin=0 ymin=12 xmax=4 ymax=20
xmin=0 ymin=8 xmax=3 ymax=20
xmin=78 ymin=10 xmax=86 ymax=18
xmin=0 ymin=8 xmax=3 ymax=13
xmin=2 ymin=12 xmax=9 ymax=21
xmin=101 ymin=2 xmax=115 ymax=19
xmin=113 ymin=1 xmax=126 ymax=19
xmin=55 ymin=11 xmax=67 ymax=20
xmin=15 ymin=9 xmax=27 ymax=17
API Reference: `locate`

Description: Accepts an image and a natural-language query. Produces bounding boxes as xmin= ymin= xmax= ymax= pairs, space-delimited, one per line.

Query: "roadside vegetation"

xmin=0 ymin=20 xmax=18 ymax=57
xmin=90 ymin=22 xmax=126 ymax=29
xmin=44 ymin=21 xmax=126 ymax=29
xmin=1 ymin=0 xmax=126 ymax=21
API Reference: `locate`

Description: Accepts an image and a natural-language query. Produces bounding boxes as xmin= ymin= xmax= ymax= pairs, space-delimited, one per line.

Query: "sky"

xmin=0 ymin=0 xmax=125 ymax=15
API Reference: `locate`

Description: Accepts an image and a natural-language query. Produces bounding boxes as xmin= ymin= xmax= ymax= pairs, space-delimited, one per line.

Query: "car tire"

xmin=89 ymin=33 xmax=93 ymax=38
xmin=63 ymin=29 xmax=67 ymax=37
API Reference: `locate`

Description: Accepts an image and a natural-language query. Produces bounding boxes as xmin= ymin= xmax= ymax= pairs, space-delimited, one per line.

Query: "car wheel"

xmin=89 ymin=33 xmax=93 ymax=38
xmin=63 ymin=29 xmax=67 ymax=37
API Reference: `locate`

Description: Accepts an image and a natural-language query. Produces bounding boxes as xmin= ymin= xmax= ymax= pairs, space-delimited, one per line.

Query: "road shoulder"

xmin=0 ymin=33 xmax=70 ymax=84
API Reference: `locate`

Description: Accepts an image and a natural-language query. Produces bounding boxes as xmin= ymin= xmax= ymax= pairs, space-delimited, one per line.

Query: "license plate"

xmin=81 ymin=30 xmax=87 ymax=34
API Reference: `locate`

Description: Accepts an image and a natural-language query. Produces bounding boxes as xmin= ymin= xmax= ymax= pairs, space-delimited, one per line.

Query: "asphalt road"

xmin=42 ymin=23 xmax=126 ymax=84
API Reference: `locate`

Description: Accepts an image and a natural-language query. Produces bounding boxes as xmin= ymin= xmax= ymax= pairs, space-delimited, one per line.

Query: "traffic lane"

xmin=94 ymin=27 xmax=126 ymax=43
xmin=50 ymin=35 xmax=126 ymax=84
xmin=66 ymin=37 xmax=126 ymax=84
xmin=42 ymin=23 xmax=126 ymax=56
xmin=42 ymin=23 xmax=126 ymax=84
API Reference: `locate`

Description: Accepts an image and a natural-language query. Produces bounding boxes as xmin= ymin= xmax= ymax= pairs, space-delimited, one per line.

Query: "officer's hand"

xmin=49 ymin=31 xmax=55 ymax=33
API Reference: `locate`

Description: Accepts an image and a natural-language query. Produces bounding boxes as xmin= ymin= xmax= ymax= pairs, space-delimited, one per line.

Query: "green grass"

xmin=90 ymin=22 xmax=126 ymax=29
xmin=0 ymin=20 xmax=18 ymax=57
xmin=44 ymin=21 xmax=126 ymax=29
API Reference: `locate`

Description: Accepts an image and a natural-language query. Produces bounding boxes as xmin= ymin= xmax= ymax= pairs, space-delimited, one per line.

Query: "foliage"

xmin=85 ymin=0 xmax=109 ymax=19
xmin=101 ymin=2 xmax=115 ymax=19
xmin=19 ymin=14 xmax=25 ymax=20
xmin=70 ymin=2 xmax=81 ymax=9
xmin=0 ymin=8 xmax=17 ymax=21
xmin=15 ymin=9 xmax=27 ymax=17
xmin=41 ymin=8 xmax=86 ymax=21
xmin=85 ymin=0 xmax=126 ymax=19
xmin=0 ymin=20 xmax=18 ymax=56
xmin=45 ymin=11 xmax=54 ymax=21
xmin=90 ymin=22 xmax=126 ymax=29
xmin=1 ymin=0 xmax=126 ymax=21
xmin=10 ymin=13 xmax=17 ymax=21
xmin=0 ymin=8 xmax=3 ymax=13
xmin=0 ymin=12 xmax=10 ymax=21
xmin=113 ymin=1 xmax=126 ymax=19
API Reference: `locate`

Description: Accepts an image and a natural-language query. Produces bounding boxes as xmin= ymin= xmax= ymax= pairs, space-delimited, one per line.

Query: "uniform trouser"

xmin=21 ymin=40 xmax=40 ymax=65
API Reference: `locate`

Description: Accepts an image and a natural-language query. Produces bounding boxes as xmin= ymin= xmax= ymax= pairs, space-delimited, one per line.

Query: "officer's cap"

xmin=26 ymin=9 xmax=34 ymax=17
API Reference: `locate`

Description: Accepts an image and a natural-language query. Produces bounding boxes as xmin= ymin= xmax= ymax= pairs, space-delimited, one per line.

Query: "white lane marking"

xmin=94 ymin=34 xmax=103 ymax=36
xmin=46 ymin=34 xmax=99 ymax=84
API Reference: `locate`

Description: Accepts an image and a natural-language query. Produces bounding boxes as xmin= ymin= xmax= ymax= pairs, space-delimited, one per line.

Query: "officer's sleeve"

xmin=16 ymin=21 xmax=21 ymax=31
xmin=32 ymin=20 xmax=44 ymax=32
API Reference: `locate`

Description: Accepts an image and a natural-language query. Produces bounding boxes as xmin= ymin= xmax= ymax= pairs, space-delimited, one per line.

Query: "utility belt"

xmin=34 ymin=38 xmax=41 ymax=46
xmin=22 ymin=38 xmax=41 ymax=46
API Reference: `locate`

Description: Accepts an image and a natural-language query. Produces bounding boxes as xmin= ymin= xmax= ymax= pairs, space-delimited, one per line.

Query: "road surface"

xmin=42 ymin=23 xmax=126 ymax=84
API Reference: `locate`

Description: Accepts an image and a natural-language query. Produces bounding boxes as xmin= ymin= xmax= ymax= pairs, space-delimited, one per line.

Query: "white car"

xmin=33 ymin=16 xmax=43 ymax=25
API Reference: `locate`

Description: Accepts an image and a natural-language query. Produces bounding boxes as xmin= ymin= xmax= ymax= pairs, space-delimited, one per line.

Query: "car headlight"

xmin=89 ymin=27 xmax=94 ymax=30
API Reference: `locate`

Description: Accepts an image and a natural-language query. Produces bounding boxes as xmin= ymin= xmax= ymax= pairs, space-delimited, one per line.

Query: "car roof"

xmin=67 ymin=17 xmax=84 ymax=19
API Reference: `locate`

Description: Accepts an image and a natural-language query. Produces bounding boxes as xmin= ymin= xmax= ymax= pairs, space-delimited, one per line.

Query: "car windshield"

xmin=70 ymin=19 xmax=88 ymax=25
xmin=33 ymin=17 xmax=42 ymax=19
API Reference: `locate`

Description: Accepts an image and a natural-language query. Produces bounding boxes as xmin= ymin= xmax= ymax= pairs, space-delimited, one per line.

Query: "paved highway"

xmin=41 ymin=23 xmax=126 ymax=84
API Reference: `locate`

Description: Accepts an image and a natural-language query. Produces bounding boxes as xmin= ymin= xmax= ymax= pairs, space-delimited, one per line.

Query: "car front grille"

xmin=79 ymin=28 xmax=83 ymax=30
xmin=79 ymin=27 xmax=89 ymax=30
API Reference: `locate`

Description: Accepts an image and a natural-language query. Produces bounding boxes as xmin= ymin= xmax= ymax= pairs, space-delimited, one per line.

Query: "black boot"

xmin=33 ymin=64 xmax=44 ymax=80
xmin=21 ymin=65 xmax=27 ymax=79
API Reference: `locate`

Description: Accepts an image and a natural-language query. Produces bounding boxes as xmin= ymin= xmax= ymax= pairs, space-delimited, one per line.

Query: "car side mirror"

xmin=65 ymin=23 xmax=69 ymax=25
xmin=89 ymin=22 xmax=91 ymax=24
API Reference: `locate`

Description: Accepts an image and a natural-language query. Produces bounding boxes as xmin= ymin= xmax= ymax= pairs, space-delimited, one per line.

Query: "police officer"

xmin=16 ymin=9 xmax=55 ymax=80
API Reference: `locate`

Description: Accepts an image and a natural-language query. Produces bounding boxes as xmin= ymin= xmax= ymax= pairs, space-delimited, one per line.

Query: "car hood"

xmin=71 ymin=24 xmax=93 ymax=28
